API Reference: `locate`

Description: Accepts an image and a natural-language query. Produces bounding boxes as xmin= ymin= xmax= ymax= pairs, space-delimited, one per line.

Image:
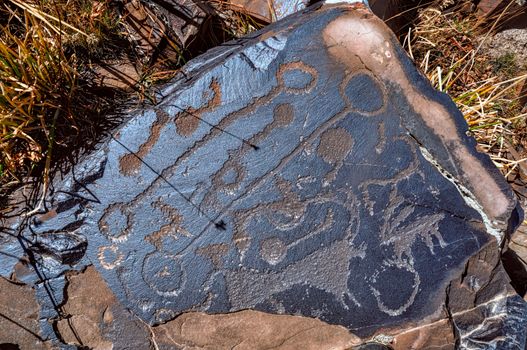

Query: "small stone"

xmin=482 ymin=28 xmax=527 ymax=64
xmin=92 ymin=59 xmax=141 ymax=90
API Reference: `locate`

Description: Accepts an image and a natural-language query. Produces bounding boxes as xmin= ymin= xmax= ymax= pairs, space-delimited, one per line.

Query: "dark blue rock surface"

xmin=2 ymin=2 xmax=526 ymax=348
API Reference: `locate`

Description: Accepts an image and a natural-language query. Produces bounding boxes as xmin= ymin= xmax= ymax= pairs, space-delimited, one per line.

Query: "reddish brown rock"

xmin=392 ymin=319 xmax=455 ymax=350
xmin=510 ymin=225 xmax=527 ymax=266
xmin=447 ymin=242 xmax=526 ymax=348
xmin=123 ymin=0 xmax=168 ymax=57
xmin=216 ymin=0 xmax=308 ymax=22
xmin=54 ymin=266 xmax=151 ymax=349
xmin=92 ymin=59 xmax=141 ymax=91
xmin=92 ymin=0 xmax=208 ymax=91
xmin=477 ymin=0 xmax=504 ymax=16
xmin=476 ymin=0 xmax=527 ymax=28
xmin=153 ymin=310 xmax=362 ymax=349
xmin=0 ymin=277 xmax=49 ymax=350
xmin=53 ymin=266 xmax=367 ymax=349
xmin=123 ymin=0 xmax=207 ymax=52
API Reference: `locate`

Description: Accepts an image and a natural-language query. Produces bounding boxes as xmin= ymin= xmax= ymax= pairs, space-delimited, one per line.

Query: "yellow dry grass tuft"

xmin=0 ymin=0 xmax=266 ymax=193
xmin=403 ymin=0 xmax=527 ymax=186
xmin=0 ymin=0 xmax=121 ymax=190
xmin=1 ymin=1 xmax=77 ymax=184
xmin=209 ymin=0 xmax=266 ymax=39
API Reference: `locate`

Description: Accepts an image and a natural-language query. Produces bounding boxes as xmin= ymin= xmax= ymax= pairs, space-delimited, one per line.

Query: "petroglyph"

xmin=99 ymin=203 xmax=134 ymax=243
xmin=323 ymin=9 xmax=514 ymax=234
xmin=10 ymin=3 xmax=523 ymax=346
xmin=202 ymin=101 xmax=297 ymax=208
xmin=144 ymin=199 xmax=191 ymax=251
xmin=342 ymin=70 xmax=388 ymax=116
xmin=225 ymin=237 xmax=365 ymax=310
xmin=141 ymin=251 xmax=187 ymax=297
xmin=278 ymin=61 xmax=318 ymax=94
xmin=375 ymin=121 xmax=386 ymax=154
xmin=119 ymin=109 xmax=170 ymax=176
xmin=98 ymin=244 xmax=124 ymax=270
xmin=317 ymin=127 xmax=353 ymax=185
xmin=175 ymin=80 xmax=222 ymax=137
xmin=379 ymin=187 xmax=446 ymax=260
xmin=369 ymin=258 xmax=421 ymax=317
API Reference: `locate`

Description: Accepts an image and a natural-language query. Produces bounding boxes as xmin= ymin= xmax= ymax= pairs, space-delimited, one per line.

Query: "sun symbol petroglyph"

xmin=98 ymin=244 xmax=124 ymax=270
xmin=141 ymin=251 xmax=186 ymax=297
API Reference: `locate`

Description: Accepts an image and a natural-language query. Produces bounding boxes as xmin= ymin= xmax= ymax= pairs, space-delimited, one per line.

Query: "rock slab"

xmin=2 ymin=2 xmax=527 ymax=348
xmin=225 ymin=0 xmax=308 ymax=21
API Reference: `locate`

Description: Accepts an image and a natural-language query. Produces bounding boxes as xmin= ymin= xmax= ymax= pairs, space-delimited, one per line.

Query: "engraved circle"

xmin=277 ymin=62 xmax=318 ymax=94
xmin=369 ymin=261 xmax=420 ymax=316
xmin=342 ymin=72 xmax=386 ymax=115
xmin=142 ymin=252 xmax=185 ymax=297
xmin=98 ymin=245 xmax=124 ymax=270
xmin=98 ymin=204 xmax=132 ymax=243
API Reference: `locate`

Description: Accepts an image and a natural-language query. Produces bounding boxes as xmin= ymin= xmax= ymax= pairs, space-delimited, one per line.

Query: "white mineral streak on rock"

xmin=322 ymin=9 xmax=512 ymax=242
xmin=419 ymin=146 xmax=503 ymax=242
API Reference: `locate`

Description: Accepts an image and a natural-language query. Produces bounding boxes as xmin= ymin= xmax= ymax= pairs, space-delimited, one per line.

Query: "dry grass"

xmin=0 ymin=0 xmax=124 ymax=190
xmin=212 ymin=1 xmax=267 ymax=37
xmin=0 ymin=0 xmax=269 ymax=198
xmin=1 ymin=1 xmax=78 ymax=184
xmin=4 ymin=0 xmax=525 ymax=206
xmin=403 ymin=0 xmax=527 ymax=188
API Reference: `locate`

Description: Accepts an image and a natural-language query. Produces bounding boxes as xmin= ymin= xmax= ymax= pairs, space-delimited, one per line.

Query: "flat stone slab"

xmin=2 ymin=2 xmax=527 ymax=348
xmin=223 ymin=0 xmax=308 ymax=21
